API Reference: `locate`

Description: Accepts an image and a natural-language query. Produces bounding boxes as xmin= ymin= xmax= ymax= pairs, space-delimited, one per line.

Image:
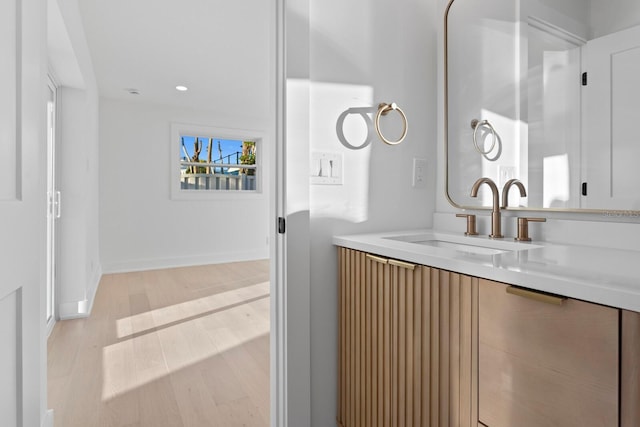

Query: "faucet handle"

xmin=456 ymin=213 xmax=479 ymax=236
xmin=515 ymin=217 xmax=546 ymax=241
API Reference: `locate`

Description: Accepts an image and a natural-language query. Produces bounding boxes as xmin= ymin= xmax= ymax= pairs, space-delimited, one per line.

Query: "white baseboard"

xmin=58 ymin=264 xmax=103 ymax=320
xmin=42 ymin=409 xmax=53 ymax=427
xmin=101 ymin=249 xmax=269 ymax=274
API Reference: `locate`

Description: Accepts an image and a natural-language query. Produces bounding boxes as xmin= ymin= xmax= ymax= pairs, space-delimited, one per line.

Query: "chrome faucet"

xmin=501 ymin=179 xmax=527 ymax=209
xmin=470 ymin=177 xmax=503 ymax=238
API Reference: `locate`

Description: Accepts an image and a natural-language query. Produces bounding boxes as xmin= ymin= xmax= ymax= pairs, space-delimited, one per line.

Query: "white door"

xmin=0 ymin=0 xmax=47 ymax=425
xmin=583 ymin=24 xmax=640 ymax=210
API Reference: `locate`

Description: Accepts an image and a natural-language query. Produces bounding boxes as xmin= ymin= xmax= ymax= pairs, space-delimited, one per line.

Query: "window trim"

xmin=170 ymin=122 xmax=265 ymax=200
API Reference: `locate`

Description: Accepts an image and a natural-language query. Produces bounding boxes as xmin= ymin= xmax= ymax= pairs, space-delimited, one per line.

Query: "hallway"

xmin=47 ymin=260 xmax=270 ymax=427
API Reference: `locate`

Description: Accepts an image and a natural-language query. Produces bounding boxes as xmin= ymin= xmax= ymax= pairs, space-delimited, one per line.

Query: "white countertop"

xmin=333 ymin=229 xmax=640 ymax=312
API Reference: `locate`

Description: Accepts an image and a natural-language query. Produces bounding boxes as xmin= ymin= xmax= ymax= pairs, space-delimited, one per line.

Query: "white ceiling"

xmin=77 ymin=0 xmax=272 ymax=118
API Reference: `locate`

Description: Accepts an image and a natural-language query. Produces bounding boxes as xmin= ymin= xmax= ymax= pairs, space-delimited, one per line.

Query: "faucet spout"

xmin=502 ymin=179 xmax=527 ymax=209
xmin=470 ymin=177 xmax=503 ymax=238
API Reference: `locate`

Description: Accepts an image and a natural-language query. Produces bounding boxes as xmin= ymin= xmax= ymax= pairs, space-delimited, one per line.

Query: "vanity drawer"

xmin=478 ymin=279 xmax=619 ymax=427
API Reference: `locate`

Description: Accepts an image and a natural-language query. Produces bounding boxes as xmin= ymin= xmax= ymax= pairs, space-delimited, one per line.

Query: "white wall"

xmin=99 ymin=98 xmax=270 ymax=273
xmin=57 ymin=87 xmax=101 ymax=318
xmin=288 ymin=0 xmax=439 ymax=424
xmin=53 ymin=0 xmax=102 ymax=320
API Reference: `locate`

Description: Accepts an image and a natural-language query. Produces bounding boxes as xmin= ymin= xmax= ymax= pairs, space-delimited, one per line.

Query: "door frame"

xmin=272 ymin=0 xmax=287 ymax=424
xmin=45 ymin=73 xmax=59 ymax=336
xmin=271 ymin=0 xmax=312 ymax=425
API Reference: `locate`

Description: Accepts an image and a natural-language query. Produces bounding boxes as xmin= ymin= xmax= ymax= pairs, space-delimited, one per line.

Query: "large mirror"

xmin=445 ymin=0 xmax=640 ymax=212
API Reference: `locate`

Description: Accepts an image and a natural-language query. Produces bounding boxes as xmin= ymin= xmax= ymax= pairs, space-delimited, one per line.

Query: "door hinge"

xmin=581 ymin=182 xmax=588 ymax=196
xmin=582 ymin=72 xmax=587 ymax=86
xmin=278 ymin=217 xmax=286 ymax=234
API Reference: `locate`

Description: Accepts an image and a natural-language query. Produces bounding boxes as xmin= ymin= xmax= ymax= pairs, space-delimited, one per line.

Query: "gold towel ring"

xmin=375 ymin=102 xmax=408 ymax=145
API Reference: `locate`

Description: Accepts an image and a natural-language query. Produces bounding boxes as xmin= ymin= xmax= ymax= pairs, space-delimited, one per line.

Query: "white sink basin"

xmin=384 ymin=232 xmax=541 ymax=256
xmin=415 ymin=239 xmax=507 ymax=255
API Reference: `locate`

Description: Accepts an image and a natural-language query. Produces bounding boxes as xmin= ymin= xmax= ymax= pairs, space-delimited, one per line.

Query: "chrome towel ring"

xmin=375 ymin=102 xmax=408 ymax=145
xmin=471 ymin=119 xmax=497 ymax=155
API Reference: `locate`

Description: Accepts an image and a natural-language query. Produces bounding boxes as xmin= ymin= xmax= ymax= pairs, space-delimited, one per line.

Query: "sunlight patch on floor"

xmin=116 ymin=281 xmax=269 ymax=339
xmin=103 ymin=284 xmax=269 ymax=401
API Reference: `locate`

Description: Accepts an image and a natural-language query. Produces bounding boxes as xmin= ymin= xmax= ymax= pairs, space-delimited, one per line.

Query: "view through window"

xmin=180 ymin=136 xmax=257 ymax=191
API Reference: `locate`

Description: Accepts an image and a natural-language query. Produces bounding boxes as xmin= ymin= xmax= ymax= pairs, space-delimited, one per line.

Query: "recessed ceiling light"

xmin=175 ymin=85 xmax=188 ymax=92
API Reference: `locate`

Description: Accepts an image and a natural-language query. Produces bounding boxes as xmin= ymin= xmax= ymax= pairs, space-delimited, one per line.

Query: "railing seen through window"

xmin=180 ymin=136 xmax=257 ymax=191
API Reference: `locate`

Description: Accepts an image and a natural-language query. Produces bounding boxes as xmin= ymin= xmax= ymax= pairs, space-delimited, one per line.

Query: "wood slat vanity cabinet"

xmin=337 ymin=247 xmax=640 ymax=427
xmin=337 ymin=247 xmax=480 ymax=427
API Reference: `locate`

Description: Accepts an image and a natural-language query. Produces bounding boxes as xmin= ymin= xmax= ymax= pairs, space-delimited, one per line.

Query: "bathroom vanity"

xmin=334 ymin=230 xmax=640 ymax=427
xmin=332 ymin=0 xmax=640 ymax=424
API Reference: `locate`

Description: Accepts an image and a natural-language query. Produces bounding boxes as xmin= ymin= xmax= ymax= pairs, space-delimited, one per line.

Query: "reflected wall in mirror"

xmin=446 ymin=0 xmax=640 ymax=212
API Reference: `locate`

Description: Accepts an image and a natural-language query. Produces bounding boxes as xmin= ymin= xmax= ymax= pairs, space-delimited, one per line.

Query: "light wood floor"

xmin=48 ymin=260 xmax=270 ymax=427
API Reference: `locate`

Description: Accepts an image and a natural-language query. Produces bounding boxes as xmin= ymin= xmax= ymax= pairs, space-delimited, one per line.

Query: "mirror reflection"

xmin=446 ymin=0 xmax=640 ymax=211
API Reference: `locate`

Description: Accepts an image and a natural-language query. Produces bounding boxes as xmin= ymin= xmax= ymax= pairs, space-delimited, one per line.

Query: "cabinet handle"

xmin=366 ymin=254 xmax=388 ymax=264
xmin=389 ymin=259 xmax=416 ymax=270
xmin=506 ymin=286 xmax=566 ymax=306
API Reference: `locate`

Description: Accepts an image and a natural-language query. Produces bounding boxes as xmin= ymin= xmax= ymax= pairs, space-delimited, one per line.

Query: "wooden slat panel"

xmin=339 ymin=248 xmax=345 ymax=425
xmin=365 ymin=256 xmax=371 ymax=427
xmin=622 ymin=310 xmax=640 ymax=427
xmin=338 ymin=248 xmax=344 ymax=424
xmin=422 ymin=266 xmax=432 ymax=427
xmin=377 ymin=260 xmax=385 ymax=427
xmin=413 ymin=266 xmax=423 ymax=427
xmin=371 ymin=258 xmax=379 ymax=427
xmin=459 ymin=274 xmax=472 ymax=426
xmin=471 ymin=277 xmax=479 ymax=426
xmin=439 ymin=270 xmax=450 ymax=427
xmin=383 ymin=260 xmax=391 ymax=427
xmin=405 ymin=267 xmax=414 ymax=427
xmin=390 ymin=265 xmax=397 ymax=426
xmin=449 ymin=273 xmax=461 ymax=427
xmin=357 ymin=251 xmax=364 ymax=427
xmin=430 ymin=267 xmax=440 ymax=427
xmin=394 ymin=267 xmax=408 ymax=426
xmin=349 ymin=250 xmax=355 ymax=427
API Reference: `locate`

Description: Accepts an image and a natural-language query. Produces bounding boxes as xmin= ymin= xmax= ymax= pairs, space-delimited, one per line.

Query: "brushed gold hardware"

xmin=456 ymin=213 xmax=479 ymax=236
xmin=502 ymin=179 xmax=527 ymax=209
xmin=375 ymin=102 xmax=408 ymax=145
xmin=366 ymin=253 xmax=389 ymax=264
xmin=388 ymin=259 xmax=416 ymax=270
xmin=470 ymin=177 xmax=503 ymax=238
xmin=515 ymin=217 xmax=546 ymax=241
xmin=506 ymin=285 xmax=566 ymax=305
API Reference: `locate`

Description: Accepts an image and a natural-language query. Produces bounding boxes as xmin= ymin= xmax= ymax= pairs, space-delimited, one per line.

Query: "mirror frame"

xmin=443 ymin=0 xmax=629 ymax=215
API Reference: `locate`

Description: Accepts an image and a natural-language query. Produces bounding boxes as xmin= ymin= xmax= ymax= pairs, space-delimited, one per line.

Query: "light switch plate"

xmin=310 ymin=152 xmax=343 ymax=185
xmin=413 ymin=158 xmax=427 ymax=188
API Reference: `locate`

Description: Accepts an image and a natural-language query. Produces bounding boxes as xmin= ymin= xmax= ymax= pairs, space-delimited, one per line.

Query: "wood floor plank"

xmin=168 ymin=367 xmax=222 ymax=427
xmin=48 ymin=260 xmax=270 ymax=427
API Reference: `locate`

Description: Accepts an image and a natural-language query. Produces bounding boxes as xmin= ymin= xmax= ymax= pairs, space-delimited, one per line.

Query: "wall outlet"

xmin=499 ymin=166 xmax=516 ymax=187
xmin=413 ymin=158 xmax=427 ymax=188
